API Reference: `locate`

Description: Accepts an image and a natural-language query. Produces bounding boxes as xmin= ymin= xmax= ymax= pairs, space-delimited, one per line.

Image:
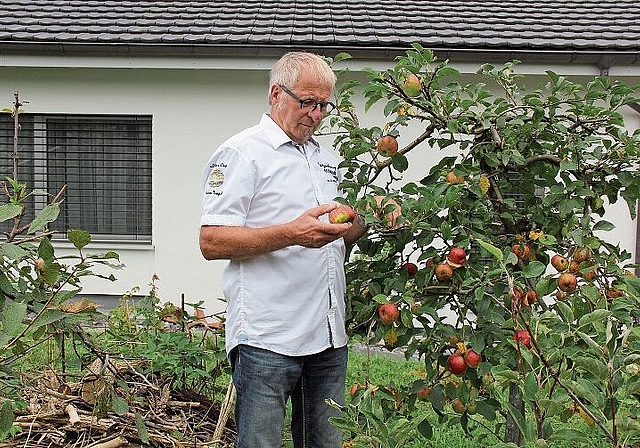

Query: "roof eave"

xmin=1 ymin=41 xmax=639 ymax=68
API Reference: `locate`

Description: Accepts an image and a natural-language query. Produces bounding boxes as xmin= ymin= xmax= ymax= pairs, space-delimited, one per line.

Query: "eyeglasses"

xmin=279 ymin=84 xmax=336 ymax=114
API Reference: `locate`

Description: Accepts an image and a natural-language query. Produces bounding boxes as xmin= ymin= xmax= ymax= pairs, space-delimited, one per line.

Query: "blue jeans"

xmin=230 ymin=344 xmax=348 ymax=448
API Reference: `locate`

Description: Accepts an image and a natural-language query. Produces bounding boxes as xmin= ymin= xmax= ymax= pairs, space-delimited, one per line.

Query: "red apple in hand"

xmin=378 ymin=302 xmax=400 ymax=324
xmin=328 ymin=205 xmax=355 ymax=224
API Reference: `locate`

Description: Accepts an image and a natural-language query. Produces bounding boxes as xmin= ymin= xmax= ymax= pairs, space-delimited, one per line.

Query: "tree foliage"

xmin=328 ymin=45 xmax=640 ymax=447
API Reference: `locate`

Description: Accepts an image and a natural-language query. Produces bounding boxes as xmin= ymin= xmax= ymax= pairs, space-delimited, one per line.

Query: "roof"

xmin=1 ymin=0 xmax=640 ymax=65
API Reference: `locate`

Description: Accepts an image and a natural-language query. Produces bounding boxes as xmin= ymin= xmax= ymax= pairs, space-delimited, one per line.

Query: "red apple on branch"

xmin=435 ymin=263 xmax=454 ymax=282
xmin=551 ymin=254 xmax=569 ymax=272
xmin=525 ymin=289 xmax=538 ymax=306
xmin=447 ymin=247 xmax=467 ymax=268
xmin=378 ymin=302 xmax=400 ymax=325
xmin=377 ymin=135 xmax=398 ymax=157
xmin=402 ymin=73 xmax=422 ymax=98
xmin=558 ymin=272 xmax=578 ymax=293
xmin=572 ymin=247 xmax=591 ymax=263
xmin=416 ymin=386 xmax=431 ymax=400
xmin=447 ymin=353 xmax=468 ymax=375
xmin=402 ymin=262 xmax=418 ymax=277
xmin=511 ymin=243 xmax=531 ymax=260
xmin=513 ymin=329 xmax=532 ymax=349
xmin=452 ymin=398 xmax=467 ymax=413
xmin=464 ymin=349 xmax=482 ymax=368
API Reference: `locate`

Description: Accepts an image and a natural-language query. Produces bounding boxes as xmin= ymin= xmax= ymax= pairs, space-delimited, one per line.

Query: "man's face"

xmin=269 ymin=73 xmax=333 ymax=145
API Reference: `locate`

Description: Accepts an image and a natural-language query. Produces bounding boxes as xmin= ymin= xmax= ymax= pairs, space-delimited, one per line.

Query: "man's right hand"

xmin=291 ymin=203 xmax=352 ymax=248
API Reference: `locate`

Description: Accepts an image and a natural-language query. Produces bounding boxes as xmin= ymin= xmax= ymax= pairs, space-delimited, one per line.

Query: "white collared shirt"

xmin=200 ymin=114 xmax=348 ymax=356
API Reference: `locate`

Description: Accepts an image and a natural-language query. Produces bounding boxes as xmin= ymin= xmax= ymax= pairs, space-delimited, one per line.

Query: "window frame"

xmin=0 ymin=113 xmax=153 ymax=244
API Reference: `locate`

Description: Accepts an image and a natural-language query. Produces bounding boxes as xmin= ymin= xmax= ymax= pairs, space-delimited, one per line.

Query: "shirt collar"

xmin=260 ymin=114 xmax=321 ymax=153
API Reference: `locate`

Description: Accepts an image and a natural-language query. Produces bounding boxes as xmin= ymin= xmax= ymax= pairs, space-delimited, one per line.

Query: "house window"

xmin=0 ymin=114 xmax=152 ymax=242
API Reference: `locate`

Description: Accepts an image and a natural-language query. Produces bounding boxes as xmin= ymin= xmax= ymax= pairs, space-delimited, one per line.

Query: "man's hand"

xmin=292 ymin=203 xmax=352 ymax=248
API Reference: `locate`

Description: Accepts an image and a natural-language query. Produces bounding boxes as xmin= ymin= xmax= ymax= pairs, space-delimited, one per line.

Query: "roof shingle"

xmin=0 ymin=0 xmax=639 ymax=62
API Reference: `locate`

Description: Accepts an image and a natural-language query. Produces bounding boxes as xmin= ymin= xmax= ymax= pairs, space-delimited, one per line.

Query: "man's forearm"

xmin=199 ymin=224 xmax=295 ymax=260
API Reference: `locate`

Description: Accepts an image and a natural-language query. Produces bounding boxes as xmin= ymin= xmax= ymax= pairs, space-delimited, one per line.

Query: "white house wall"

xmin=1 ymin=56 xmax=638 ymax=316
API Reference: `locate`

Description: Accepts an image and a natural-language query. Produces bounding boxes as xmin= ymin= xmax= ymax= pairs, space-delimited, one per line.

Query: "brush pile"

xmin=2 ymin=358 xmax=236 ymax=448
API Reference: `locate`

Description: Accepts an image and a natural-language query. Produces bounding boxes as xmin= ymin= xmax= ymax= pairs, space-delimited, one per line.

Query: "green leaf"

xmin=476 ymin=238 xmax=503 ymax=262
xmin=111 ymin=396 xmax=129 ymax=416
xmin=0 ymin=270 xmax=17 ymax=296
xmin=0 ymin=242 xmax=29 ymax=261
xmin=0 ymin=401 xmax=15 ymax=434
xmin=505 ymin=402 xmax=526 ymax=441
xmin=549 ymin=428 xmax=590 ymax=444
xmin=491 ymin=365 xmax=520 ymax=381
xmin=522 ymin=261 xmax=546 ymax=278
xmin=578 ymin=309 xmax=611 ymax=329
xmin=135 ymin=412 xmax=150 ymax=444
xmin=537 ymin=233 xmax=557 ymax=246
xmin=38 ymin=237 xmax=55 ymax=261
xmin=523 ymin=372 xmax=538 ymax=401
xmin=623 ymin=275 xmax=640 ymax=297
xmin=416 ymin=417 xmax=433 ymax=439
xmin=0 ymin=300 xmax=27 ymax=347
xmin=68 ymin=229 xmax=91 ymax=250
xmin=328 ymin=416 xmax=360 ymax=432
xmin=391 ymin=153 xmax=409 ymax=172
xmin=29 ymin=309 xmax=66 ymax=328
xmin=593 ymin=220 xmax=615 ymax=231
xmin=573 ymin=356 xmax=608 ymax=380
xmin=555 ymin=301 xmax=574 ymax=324
xmin=576 ymin=331 xmax=603 ymax=354
xmin=27 ymin=203 xmax=60 ymax=234
xmin=475 ymin=400 xmax=497 ymax=421
xmin=0 ymin=203 xmax=23 ymax=223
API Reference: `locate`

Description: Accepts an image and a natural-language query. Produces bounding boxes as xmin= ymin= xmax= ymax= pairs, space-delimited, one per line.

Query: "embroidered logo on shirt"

xmin=205 ymin=167 xmax=226 ymax=195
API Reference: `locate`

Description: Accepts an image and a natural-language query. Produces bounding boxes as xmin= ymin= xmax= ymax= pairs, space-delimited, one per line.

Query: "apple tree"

xmin=328 ymin=46 xmax=640 ymax=447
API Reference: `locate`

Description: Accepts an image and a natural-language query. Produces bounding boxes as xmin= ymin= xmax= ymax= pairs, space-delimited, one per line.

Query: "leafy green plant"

xmin=137 ymin=331 xmax=211 ymax=389
xmin=0 ymin=92 xmax=123 ymax=440
xmin=330 ymin=45 xmax=640 ymax=447
xmin=105 ymin=278 xmax=228 ymax=393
